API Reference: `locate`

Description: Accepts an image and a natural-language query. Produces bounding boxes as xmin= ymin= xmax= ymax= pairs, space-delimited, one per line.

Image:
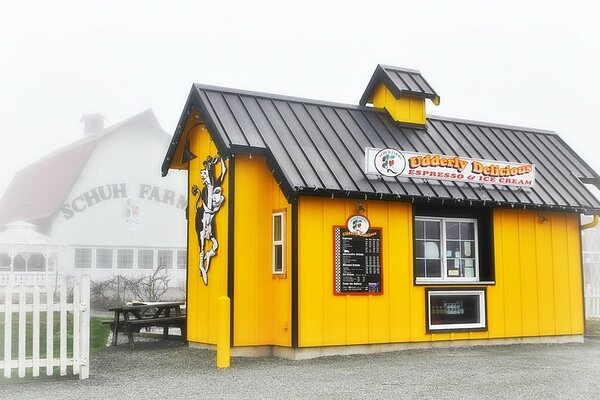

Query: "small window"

xmin=272 ymin=211 xmax=286 ymax=274
xmin=0 ymin=253 xmax=11 ymax=270
xmin=427 ymin=289 xmax=487 ymax=332
xmin=27 ymin=253 xmax=46 ymax=272
xmin=74 ymin=248 xmax=92 ymax=269
xmin=177 ymin=250 xmax=187 ymax=270
xmin=158 ymin=250 xmax=173 ymax=269
xmin=117 ymin=249 xmax=134 ymax=269
xmin=415 ymin=217 xmax=478 ymax=282
xmin=13 ymin=254 xmax=26 ymax=271
xmin=96 ymin=249 xmax=114 ymax=269
xmin=138 ymin=249 xmax=154 ymax=269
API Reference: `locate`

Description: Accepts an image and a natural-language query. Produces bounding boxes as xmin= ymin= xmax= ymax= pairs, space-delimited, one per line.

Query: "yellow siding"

xmin=232 ymin=154 xmax=292 ymax=347
xmin=297 ymin=198 xmax=584 ymax=348
xmin=491 ymin=209 xmax=583 ymax=338
xmin=298 ymin=197 xmax=425 ymax=346
xmin=371 ymin=83 xmax=426 ymax=125
xmin=186 ymin=120 xmax=229 ymax=345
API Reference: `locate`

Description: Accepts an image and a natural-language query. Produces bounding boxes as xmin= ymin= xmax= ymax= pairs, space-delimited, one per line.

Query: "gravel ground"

xmin=2 ymin=337 xmax=600 ymax=399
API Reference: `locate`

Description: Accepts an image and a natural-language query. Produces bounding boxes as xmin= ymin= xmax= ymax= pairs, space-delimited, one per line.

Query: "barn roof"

xmin=0 ymin=109 xmax=166 ymax=225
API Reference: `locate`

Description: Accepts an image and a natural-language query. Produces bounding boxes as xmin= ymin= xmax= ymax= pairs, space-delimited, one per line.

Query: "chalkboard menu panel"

xmin=334 ymin=227 xmax=382 ymax=294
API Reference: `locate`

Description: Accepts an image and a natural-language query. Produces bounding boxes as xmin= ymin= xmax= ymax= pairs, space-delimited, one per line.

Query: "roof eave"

xmin=294 ymin=187 xmax=599 ymax=214
xmin=161 ymin=86 xmax=233 ymax=176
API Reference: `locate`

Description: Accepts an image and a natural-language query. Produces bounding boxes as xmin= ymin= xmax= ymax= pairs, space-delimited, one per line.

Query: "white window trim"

xmin=95 ymin=248 xmax=114 ymax=269
xmin=272 ymin=211 xmax=286 ymax=274
xmin=157 ymin=249 xmax=174 ymax=270
xmin=176 ymin=250 xmax=187 ymax=270
xmin=427 ymin=289 xmax=486 ymax=331
xmin=116 ymin=248 xmax=135 ymax=269
xmin=137 ymin=249 xmax=155 ymax=270
xmin=415 ymin=216 xmax=479 ymax=283
xmin=74 ymin=248 xmax=93 ymax=269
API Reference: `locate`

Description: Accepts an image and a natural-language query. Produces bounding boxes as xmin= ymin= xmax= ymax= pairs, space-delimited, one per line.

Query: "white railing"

xmin=0 ymin=272 xmax=54 ymax=287
xmin=0 ymin=275 xmax=90 ymax=379
xmin=586 ymin=284 xmax=600 ymax=320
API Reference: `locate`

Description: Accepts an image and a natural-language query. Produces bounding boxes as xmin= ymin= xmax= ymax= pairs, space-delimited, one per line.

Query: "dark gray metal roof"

xmin=359 ymin=65 xmax=440 ymax=106
xmin=162 ymin=84 xmax=600 ymax=213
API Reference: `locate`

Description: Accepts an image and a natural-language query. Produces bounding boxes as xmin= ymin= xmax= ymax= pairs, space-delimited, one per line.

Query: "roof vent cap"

xmin=80 ymin=113 xmax=107 ymax=135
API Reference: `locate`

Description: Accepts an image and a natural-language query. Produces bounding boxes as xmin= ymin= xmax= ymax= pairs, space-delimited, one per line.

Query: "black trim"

xmin=227 ymin=155 xmax=236 ymax=347
xmin=294 ymin=188 xmax=598 ymax=215
xmin=162 ymin=89 xmax=196 ymax=176
xmin=425 ymin=287 xmax=488 ymax=334
xmin=291 ymin=201 xmax=299 ymax=348
xmin=412 ymin=204 xmax=495 ymax=285
xmin=184 ymin=166 xmax=190 ymax=342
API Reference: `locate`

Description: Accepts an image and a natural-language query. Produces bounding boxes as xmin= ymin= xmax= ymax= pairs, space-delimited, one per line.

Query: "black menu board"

xmin=334 ymin=227 xmax=382 ymax=294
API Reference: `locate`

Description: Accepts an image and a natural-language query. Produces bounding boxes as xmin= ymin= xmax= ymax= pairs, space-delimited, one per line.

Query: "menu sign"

xmin=334 ymin=221 xmax=382 ymax=295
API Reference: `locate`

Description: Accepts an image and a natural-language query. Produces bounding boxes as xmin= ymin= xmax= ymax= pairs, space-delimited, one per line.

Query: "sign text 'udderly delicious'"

xmin=365 ymin=148 xmax=535 ymax=187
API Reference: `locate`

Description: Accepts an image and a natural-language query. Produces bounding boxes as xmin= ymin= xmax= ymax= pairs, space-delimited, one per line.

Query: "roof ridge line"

xmin=22 ymin=109 xmax=161 ymax=169
xmin=194 ymin=83 xmax=368 ymax=111
xmin=377 ymin=64 xmax=423 ymax=74
xmin=427 ymin=114 xmax=557 ymax=136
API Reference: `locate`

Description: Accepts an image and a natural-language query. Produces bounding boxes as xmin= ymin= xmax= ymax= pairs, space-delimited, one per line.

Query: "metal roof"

xmin=359 ymin=65 xmax=440 ymax=106
xmin=162 ymin=84 xmax=600 ymax=213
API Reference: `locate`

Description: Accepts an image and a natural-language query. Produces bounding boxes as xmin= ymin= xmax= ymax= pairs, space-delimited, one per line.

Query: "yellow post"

xmin=217 ymin=295 xmax=230 ymax=368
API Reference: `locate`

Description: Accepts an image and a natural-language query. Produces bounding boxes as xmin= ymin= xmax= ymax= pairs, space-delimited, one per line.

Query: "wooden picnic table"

xmin=107 ymin=301 xmax=186 ymax=348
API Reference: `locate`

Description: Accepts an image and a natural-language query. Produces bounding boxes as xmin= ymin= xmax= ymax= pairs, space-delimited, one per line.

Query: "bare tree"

xmin=90 ymin=274 xmax=133 ymax=309
xmin=127 ymin=264 xmax=171 ymax=302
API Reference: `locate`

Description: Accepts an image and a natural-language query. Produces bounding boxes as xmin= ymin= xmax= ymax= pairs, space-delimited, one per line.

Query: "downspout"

xmin=581 ymin=214 xmax=598 ymax=336
xmin=581 ymin=215 xmax=599 ymax=230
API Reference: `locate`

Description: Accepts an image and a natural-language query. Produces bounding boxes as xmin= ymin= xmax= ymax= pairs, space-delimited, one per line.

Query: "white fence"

xmin=0 ymin=275 xmax=90 ymax=379
xmin=586 ymin=284 xmax=600 ymax=320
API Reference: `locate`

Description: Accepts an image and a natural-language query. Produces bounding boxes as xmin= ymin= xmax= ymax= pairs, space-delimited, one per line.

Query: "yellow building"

xmin=162 ymin=65 xmax=600 ymax=359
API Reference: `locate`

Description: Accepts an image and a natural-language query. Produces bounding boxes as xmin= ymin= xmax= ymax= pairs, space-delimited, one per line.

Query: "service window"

xmin=415 ymin=217 xmax=478 ymax=282
xmin=272 ymin=211 xmax=286 ymax=274
xmin=426 ymin=289 xmax=487 ymax=332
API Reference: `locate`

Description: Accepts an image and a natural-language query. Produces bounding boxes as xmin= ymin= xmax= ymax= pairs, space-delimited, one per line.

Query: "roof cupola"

xmin=360 ymin=65 xmax=439 ymax=126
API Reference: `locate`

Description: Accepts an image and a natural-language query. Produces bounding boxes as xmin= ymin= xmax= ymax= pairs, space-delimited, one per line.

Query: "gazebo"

xmin=0 ymin=220 xmax=64 ymax=286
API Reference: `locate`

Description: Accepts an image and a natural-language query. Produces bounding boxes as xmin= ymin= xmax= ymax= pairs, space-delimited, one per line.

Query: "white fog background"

xmin=1 ymin=0 xmax=599 ymax=195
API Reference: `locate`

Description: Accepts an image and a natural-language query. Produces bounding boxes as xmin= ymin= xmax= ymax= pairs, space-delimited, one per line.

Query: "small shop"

xmin=162 ymin=64 xmax=600 ymax=359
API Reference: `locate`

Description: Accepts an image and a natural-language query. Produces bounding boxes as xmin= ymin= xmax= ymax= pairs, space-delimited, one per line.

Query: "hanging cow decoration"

xmin=191 ymin=155 xmax=226 ymax=286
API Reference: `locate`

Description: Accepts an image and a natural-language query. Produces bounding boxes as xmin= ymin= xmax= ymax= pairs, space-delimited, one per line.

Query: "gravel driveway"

xmin=2 ymin=337 xmax=600 ymax=399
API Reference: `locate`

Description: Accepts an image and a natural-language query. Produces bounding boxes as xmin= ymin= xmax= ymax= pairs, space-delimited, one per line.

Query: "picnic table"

xmin=107 ymin=301 xmax=186 ymax=348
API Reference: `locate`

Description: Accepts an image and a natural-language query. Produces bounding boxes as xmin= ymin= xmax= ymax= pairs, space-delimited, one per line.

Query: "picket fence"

xmin=587 ymin=284 xmax=600 ymax=320
xmin=0 ymin=275 xmax=90 ymax=379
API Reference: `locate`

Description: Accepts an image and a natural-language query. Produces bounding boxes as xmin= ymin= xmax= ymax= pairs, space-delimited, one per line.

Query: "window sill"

xmin=415 ymin=280 xmax=495 ymax=286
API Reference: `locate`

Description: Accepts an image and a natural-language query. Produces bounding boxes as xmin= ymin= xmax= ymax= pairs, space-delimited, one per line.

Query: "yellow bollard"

xmin=216 ymin=295 xmax=230 ymax=368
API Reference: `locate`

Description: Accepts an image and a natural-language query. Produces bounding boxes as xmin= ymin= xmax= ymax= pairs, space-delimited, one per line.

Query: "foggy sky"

xmin=1 ymin=0 xmax=599 ymax=197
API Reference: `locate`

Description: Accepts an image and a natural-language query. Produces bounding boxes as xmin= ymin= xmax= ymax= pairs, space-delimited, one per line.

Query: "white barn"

xmin=0 ymin=110 xmax=187 ymax=295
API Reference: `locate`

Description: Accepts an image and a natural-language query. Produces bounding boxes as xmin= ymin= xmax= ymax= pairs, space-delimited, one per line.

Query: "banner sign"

xmin=365 ymin=148 xmax=535 ymax=188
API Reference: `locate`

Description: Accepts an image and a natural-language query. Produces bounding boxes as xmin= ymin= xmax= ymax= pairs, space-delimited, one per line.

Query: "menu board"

xmin=334 ymin=227 xmax=382 ymax=294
